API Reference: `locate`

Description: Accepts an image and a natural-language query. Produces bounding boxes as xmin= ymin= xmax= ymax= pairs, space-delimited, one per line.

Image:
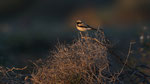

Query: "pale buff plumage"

xmin=76 ymin=20 xmax=97 ymax=31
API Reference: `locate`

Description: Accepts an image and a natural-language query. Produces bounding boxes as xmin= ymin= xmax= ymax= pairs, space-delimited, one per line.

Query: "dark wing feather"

xmin=86 ymin=25 xmax=97 ymax=30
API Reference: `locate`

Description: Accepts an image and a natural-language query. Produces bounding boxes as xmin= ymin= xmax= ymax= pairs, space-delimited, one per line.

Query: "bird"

xmin=76 ymin=20 xmax=97 ymax=32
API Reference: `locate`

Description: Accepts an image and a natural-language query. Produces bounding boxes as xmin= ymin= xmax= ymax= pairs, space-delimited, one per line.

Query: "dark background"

xmin=0 ymin=0 xmax=150 ymax=67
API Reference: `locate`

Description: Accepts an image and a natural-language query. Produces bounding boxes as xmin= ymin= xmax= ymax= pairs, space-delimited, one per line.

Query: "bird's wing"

xmin=77 ymin=22 xmax=97 ymax=30
xmin=86 ymin=24 xmax=97 ymax=30
xmin=78 ymin=23 xmax=90 ymax=28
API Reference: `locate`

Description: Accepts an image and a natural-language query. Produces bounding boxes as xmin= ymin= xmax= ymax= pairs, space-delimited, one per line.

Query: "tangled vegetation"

xmin=0 ymin=28 xmax=150 ymax=84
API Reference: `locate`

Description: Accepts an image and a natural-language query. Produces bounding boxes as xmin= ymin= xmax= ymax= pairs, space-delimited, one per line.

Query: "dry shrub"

xmin=31 ymin=33 xmax=111 ymax=84
xmin=1 ymin=29 xmax=150 ymax=83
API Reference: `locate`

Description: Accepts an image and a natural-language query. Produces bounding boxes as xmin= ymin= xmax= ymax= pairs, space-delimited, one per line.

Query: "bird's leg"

xmin=80 ymin=32 xmax=83 ymax=38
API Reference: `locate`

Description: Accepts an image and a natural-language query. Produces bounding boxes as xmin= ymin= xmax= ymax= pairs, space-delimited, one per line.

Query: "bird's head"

xmin=76 ymin=20 xmax=82 ymax=24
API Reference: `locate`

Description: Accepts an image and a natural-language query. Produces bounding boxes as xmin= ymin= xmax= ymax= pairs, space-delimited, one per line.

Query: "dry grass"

xmin=1 ymin=28 xmax=149 ymax=84
xmin=0 ymin=66 xmax=30 ymax=84
xmin=31 ymin=37 xmax=109 ymax=83
xmin=31 ymin=29 xmax=117 ymax=84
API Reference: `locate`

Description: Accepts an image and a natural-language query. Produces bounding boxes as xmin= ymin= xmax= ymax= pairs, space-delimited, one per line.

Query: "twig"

xmin=81 ymin=36 xmax=106 ymax=47
xmin=117 ymin=42 xmax=135 ymax=77
xmin=7 ymin=66 xmax=27 ymax=72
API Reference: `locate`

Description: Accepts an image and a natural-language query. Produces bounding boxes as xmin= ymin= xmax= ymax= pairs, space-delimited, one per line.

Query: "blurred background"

xmin=0 ymin=0 xmax=150 ymax=67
